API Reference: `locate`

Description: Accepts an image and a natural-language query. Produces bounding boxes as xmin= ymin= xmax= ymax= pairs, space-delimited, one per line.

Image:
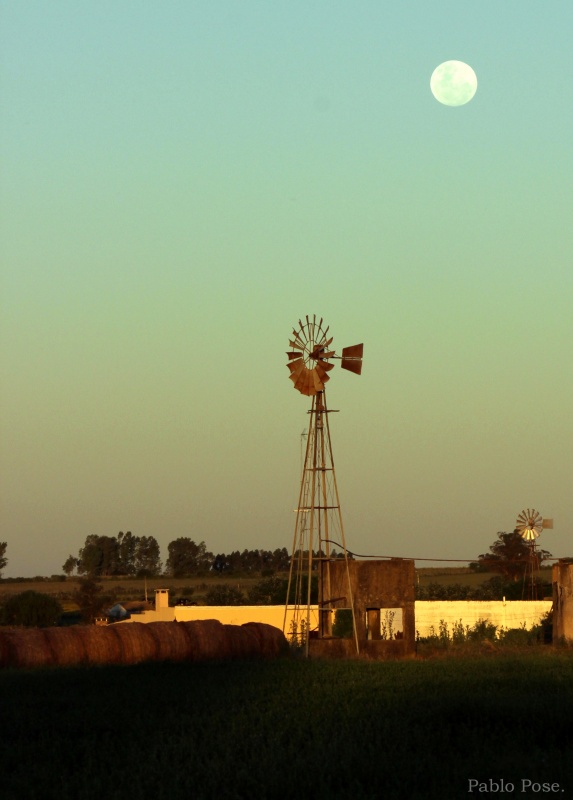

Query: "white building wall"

xmin=413 ymin=600 xmax=552 ymax=637
xmin=123 ymin=601 xmax=551 ymax=637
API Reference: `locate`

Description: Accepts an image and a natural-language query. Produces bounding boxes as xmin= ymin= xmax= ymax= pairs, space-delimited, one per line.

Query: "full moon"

xmin=430 ymin=60 xmax=477 ymax=106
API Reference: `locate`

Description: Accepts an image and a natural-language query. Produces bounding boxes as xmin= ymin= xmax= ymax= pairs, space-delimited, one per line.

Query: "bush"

xmin=2 ymin=591 xmax=63 ymax=627
xmin=247 ymin=577 xmax=288 ymax=605
xmin=332 ymin=609 xmax=354 ymax=639
xmin=204 ymin=585 xmax=245 ymax=606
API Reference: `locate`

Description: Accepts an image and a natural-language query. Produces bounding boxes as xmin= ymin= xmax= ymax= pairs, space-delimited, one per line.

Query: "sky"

xmin=1 ymin=1 xmax=572 ymax=578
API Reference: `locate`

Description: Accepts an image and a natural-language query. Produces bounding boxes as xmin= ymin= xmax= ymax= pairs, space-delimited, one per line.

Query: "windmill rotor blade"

xmin=320 ymin=351 xmax=336 ymax=359
xmin=314 ymin=363 xmax=331 ymax=383
xmin=516 ymin=510 xmax=527 ymax=528
xmin=287 ymin=358 xmax=304 ymax=374
xmin=516 ymin=507 xmax=544 ymax=539
xmin=312 ymin=369 xmax=324 ymax=393
xmin=286 ymin=351 xmax=303 ymax=360
xmin=306 ymin=370 xmax=316 ymax=395
xmin=294 ymin=368 xmax=309 ymax=393
xmin=522 ymin=529 xmax=539 ymax=541
xmin=291 ymin=332 xmax=306 ymax=349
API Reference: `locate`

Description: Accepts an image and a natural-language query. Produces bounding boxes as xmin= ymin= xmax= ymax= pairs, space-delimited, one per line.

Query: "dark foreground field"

xmin=1 ymin=652 xmax=572 ymax=800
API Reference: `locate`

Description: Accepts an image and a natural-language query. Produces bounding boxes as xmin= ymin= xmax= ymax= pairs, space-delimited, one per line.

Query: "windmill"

xmin=283 ymin=315 xmax=363 ymax=656
xmin=515 ymin=508 xmax=553 ymax=600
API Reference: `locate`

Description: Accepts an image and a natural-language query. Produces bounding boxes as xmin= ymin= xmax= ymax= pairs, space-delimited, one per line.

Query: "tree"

xmin=72 ymin=578 xmax=112 ymax=623
xmin=117 ymin=531 xmax=138 ymax=575
xmin=78 ymin=535 xmax=112 ymax=577
xmin=211 ymin=553 xmax=229 ymax=574
xmin=133 ymin=536 xmax=162 ymax=577
xmin=75 ymin=532 xmax=161 ymax=577
xmin=0 ymin=542 xmax=7 ymax=578
xmin=166 ymin=539 xmax=212 ymax=577
xmin=2 ymin=591 xmax=62 ymax=627
xmin=62 ymin=555 xmax=78 ymax=576
xmin=472 ymin=531 xmax=552 ymax=582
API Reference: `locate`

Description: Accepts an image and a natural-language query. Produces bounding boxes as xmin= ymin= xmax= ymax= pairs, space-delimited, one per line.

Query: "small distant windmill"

xmin=283 ymin=315 xmax=363 ymax=656
xmin=515 ymin=508 xmax=553 ymax=600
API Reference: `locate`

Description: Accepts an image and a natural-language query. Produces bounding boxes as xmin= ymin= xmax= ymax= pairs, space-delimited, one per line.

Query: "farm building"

xmin=119 ymin=588 xmax=552 ymax=643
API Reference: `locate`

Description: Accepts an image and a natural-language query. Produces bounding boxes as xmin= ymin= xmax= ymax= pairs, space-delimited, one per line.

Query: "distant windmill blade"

xmin=515 ymin=508 xmax=543 ymax=540
xmin=521 ymin=528 xmax=539 ymax=542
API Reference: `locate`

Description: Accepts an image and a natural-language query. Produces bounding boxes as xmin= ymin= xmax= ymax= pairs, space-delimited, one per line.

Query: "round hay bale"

xmin=0 ymin=628 xmax=53 ymax=669
xmin=0 ymin=629 xmax=13 ymax=668
xmin=223 ymin=624 xmax=261 ymax=659
xmin=75 ymin=624 xmax=123 ymax=665
xmin=145 ymin=622 xmax=193 ymax=662
xmin=181 ymin=619 xmax=229 ymax=661
xmin=242 ymin=622 xmax=289 ymax=658
xmin=107 ymin=622 xmax=157 ymax=665
xmin=43 ymin=626 xmax=88 ymax=667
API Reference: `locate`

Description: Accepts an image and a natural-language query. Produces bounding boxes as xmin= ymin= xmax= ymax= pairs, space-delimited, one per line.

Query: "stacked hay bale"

xmin=0 ymin=620 xmax=288 ymax=670
xmin=145 ymin=621 xmax=194 ymax=662
xmin=44 ymin=627 xmax=89 ymax=667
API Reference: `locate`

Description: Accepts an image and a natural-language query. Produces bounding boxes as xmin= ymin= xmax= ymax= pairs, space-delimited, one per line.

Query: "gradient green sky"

xmin=1 ymin=2 xmax=572 ymax=577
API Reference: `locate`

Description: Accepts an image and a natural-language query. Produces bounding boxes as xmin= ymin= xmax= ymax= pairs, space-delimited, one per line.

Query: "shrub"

xmin=247 ymin=577 xmax=288 ymax=605
xmin=204 ymin=584 xmax=245 ymax=606
xmin=332 ymin=609 xmax=354 ymax=639
xmin=2 ymin=590 xmax=63 ymax=627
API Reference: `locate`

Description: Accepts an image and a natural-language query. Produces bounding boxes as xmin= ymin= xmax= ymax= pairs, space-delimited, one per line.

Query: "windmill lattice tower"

xmin=283 ymin=316 xmax=363 ymax=656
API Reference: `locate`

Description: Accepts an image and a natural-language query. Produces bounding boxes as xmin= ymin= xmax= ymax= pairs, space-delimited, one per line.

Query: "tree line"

xmin=60 ymin=534 xmax=355 ymax=579
xmin=0 ymin=529 xmax=559 ymax=583
xmin=61 ymin=534 xmax=297 ymax=579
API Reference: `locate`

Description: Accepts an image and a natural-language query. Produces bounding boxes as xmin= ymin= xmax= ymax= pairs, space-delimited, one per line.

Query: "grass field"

xmin=0 ymin=566 xmax=554 ymax=605
xmin=1 ymin=650 xmax=572 ymax=800
xmin=0 ymin=575 xmax=267 ymax=609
